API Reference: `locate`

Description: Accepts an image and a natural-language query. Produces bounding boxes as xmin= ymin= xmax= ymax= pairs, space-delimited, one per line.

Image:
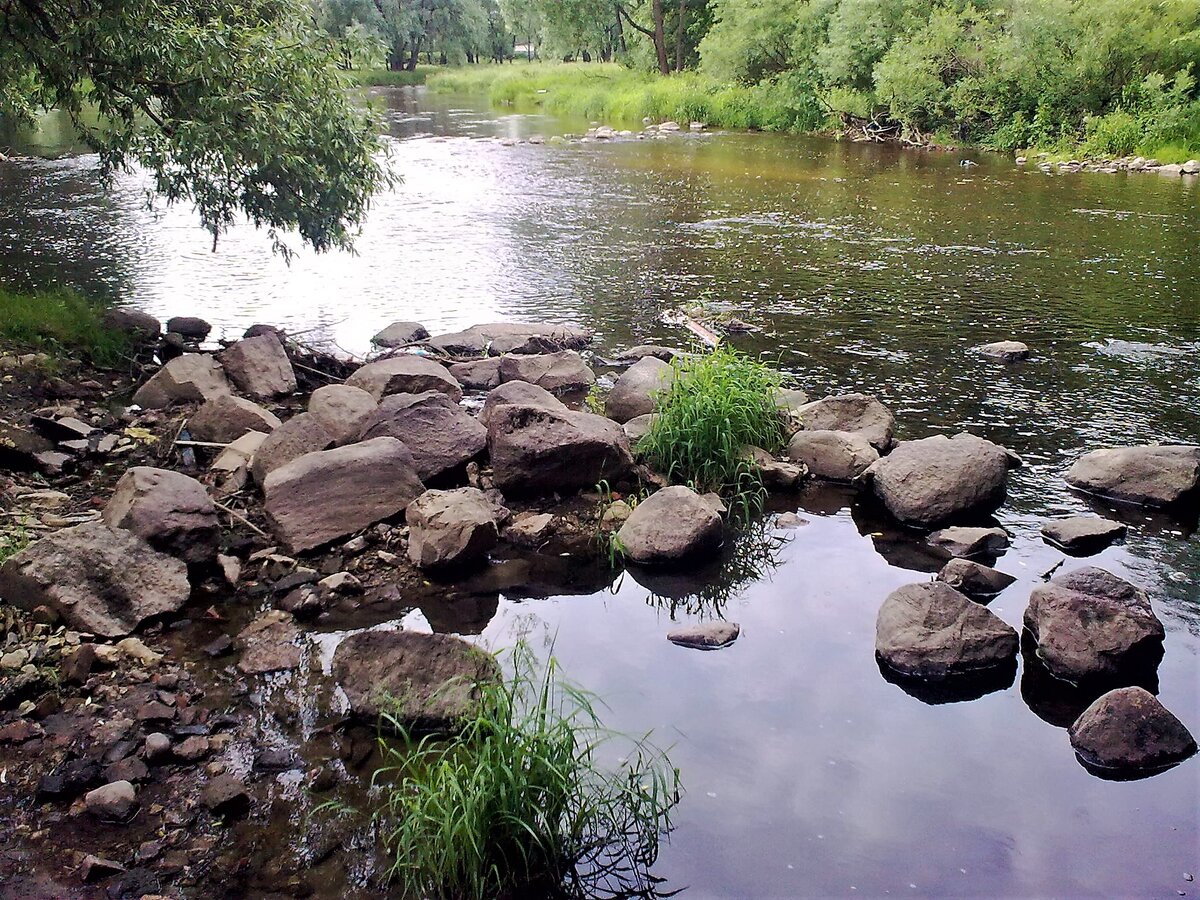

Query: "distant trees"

xmin=318 ymin=0 xmax=511 ymax=68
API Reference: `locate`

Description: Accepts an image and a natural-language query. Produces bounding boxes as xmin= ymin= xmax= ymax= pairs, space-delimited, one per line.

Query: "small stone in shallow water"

xmin=975 ymin=340 xmax=1030 ymax=362
xmin=1041 ymin=516 xmax=1126 ymax=554
xmin=667 ymin=621 xmax=740 ymax=650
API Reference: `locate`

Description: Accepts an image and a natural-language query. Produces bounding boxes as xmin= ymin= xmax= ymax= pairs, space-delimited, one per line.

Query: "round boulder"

xmin=1065 ymin=445 xmax=1200 ymax=507
xmin=1069 ymin=686 xmax=1196 ymax=774
xmin=605 ymin=356 xmax=675 ymax=423
xmin=102 ymin=466 xmax=218 ymax=564
xmin=617 ymin=486 xmax=723 ymax=565
xmin=787 ymin=429 xmax=878 ymax=481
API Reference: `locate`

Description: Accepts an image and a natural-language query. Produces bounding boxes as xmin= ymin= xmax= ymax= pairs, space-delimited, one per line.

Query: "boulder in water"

xmin=605 ymin=357 xmax=675 ymax=423
xmin=346 ymin=355 xmax=462 ymax=402
xmin=1065 ymin=445 xmax=1200 ymax=507
xmin=1069 ymin=687 xmax=1196 ymax=773
xmin=797 ymin=393 xmax=895 ymax=451
xmin=787 ymin=430 xmax=878 ymax=481
xmin=617 ymin=485 xmax=723 ymax=565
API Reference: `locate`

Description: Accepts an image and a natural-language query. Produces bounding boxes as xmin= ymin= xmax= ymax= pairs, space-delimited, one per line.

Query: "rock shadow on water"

xmin=852 ymin=494 xmax=1008 ymax=573
xmin=1072 ymin=491 xmax=1199 ymax=539
xmin=876 ymin=654 xmax=1018 ymax=705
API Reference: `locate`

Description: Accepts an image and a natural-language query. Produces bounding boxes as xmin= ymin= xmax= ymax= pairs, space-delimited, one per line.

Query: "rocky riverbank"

xmin=0 ymin=315 xmax=1196 ymax=896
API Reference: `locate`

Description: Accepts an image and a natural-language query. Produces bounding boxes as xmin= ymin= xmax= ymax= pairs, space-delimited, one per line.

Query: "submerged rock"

xmin=1069 ymin=686 xmax=1197 ymax=773
xmin=262 ymin=437 xmax=425 ymax=553
xmin=617 ymin=486 xmax=723 ymax=565
xmin=1024 ymin=567 xmax=1164 ymax=683
xmin=875 ymin=581 xmax=1018 ymax=680
xmin=235 ymin=610 xmax=302 ymax=674
xmin=102 ymin=466 xmax=219 ymax=564
xmin=250 ymin=412 xmax=335 ymax=486
xmin=667 ymin=621 xmax=740 ymax=650
xmin=605 ymin=356 xmax=675 ymax=423
xmin=1041 ymin=516 xmax=1126 ymax=554
xmin=332 ymin=630 xmax=498 ymax=727
xmin=426 ymin=322 xmax=593 ymax=357
xmin=976 ymin=340 xmax=1030 ymax=362
xmin=937 ymin=558 xmax=1015 ymax=599
xmin=497 ymin=350 xmax=596 ymax=395
xmin=188 ymin=394 xmax=281 ymax=443
xmin=1065 ymin=445 xmax=1200 ymax=507
xmin=132 ymin=354 xmax=230 ymax=409
xmin=866 ymin=433 xmax=1013 ymax=527
xmin=927 ymin=526 xmax=1009 ymax=559
xmin=307 ymin=383 xmax=377 ymax=446
xmin=797 ymin=393 xmax=895 ymax=451
xmin=371 ymin=320 xmax=430 ymax=348
xmin=359 ymin=391 xmax=487 ymax=481
xmin=406 ymin=488 xmax=503 ymax=570
xmin=218 ymin=334 xmax=297 ymax=399
xmin=787 ymin=429 xmax=878 ymax=481
xmin=346 ymin=355 xmax=462 ymax=402
xmin=0 ymin=522 xmax=190 ymax=638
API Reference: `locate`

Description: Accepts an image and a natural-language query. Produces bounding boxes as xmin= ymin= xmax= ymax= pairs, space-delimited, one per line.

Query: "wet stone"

xmin=202 ymin=774 xmax=250 ymax=819
xmin=667 ymin=621 xmax=741 ymax=650
xmin=84 ymin=780 xmax=137 ymax=822
xmin=1041 ymin=516 xmax=1127 ymax=554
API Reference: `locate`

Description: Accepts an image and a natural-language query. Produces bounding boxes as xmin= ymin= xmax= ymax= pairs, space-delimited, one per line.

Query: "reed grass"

xmin=0 ymin=283 xmax=131 ymax=366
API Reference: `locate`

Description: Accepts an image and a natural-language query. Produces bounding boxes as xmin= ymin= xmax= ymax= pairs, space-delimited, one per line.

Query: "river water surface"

xmin=1 ymin=87 xmax=1198 ymax=898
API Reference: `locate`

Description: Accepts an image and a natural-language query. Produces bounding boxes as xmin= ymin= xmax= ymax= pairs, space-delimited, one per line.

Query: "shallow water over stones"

xmin=0 ymin=87 xmax=1197 ymax=897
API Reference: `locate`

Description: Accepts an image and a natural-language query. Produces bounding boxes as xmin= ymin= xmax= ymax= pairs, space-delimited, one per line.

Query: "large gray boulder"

xmin=605 ymin=357 xmax=675 ymax=423
xmin=798 ymin=393 xmax=895 ymax=451
xmin=359 ymin=391 xmax=487 ymax=482
xmin=487 ymin=403 xmax=632 ymax=495
xmin=1065 ymin=445 xmax=1200 ymax=507
xmin=187 ymin=394 xmax=281 ymax=443
xmin=102 ymin=467 xmax=218 ymax=564
xmin=307 ymin=383 xmax=377 ymax=445
xmin=407 ymin=488 xmax=503 ymax=570
xmin=426 ymin=322 xmax=593 ymax=357
xmin=263 ymin=437 xmax=425 ymax=553
xmin=617 ymin=486 xmax=723 ymax=565
xmin=875 ymin=581 xmax=1018 ymax=679
xmin=497 ymin=351 xmax=595 ymax=395
xmin=217 ymin=334 xmax=297 ymax=399
xmin=787 ymin=430 xmax=878 ymax=481
xmin=1069 ymin=687 xmax=1197 ymax=772
xmin=132 ymin=355 xmax=230 ymax=409
xmin=371 ymin=320 xmax=429 ymax=348
xmin=250 ymin=413 xmax=335 ymax=486
xmin=1041 ymin=516 xmax=1126 ymax=554
xmin=0 ymin=522 xmax=190 ymax=637
xmin=1024 ymin=567 xmax=1164 ymax=683
xmin=332 ymin=630 xmax=498 ymax=727
xmin=449 ymin=358 xmax=504 ymax=391
xmin=937 ymin=558 xmax=1015 ymax=599
xmin=866 ymin=433 xmax=1013 ymax=527
xmin=478 ymin=381 xmax=567 ymax=430
xmin=345 ymin=355 xmax=462 ymax=402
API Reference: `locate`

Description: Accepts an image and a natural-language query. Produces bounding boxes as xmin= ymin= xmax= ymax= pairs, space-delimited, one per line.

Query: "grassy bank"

xmin=0 ymin=284 xmax=131 ymax=365
xmin=428 ymin=63 xmax=1200 ymax=161
xmin=343 ymin=66 xmax=432 ymax=87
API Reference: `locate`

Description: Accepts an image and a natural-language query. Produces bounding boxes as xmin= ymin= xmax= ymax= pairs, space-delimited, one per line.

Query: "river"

xmin=1 ymin=86 xmax=1198 ymax=897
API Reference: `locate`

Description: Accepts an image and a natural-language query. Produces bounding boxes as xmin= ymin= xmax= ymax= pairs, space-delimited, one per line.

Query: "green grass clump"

xmin=0 ymin=522 xmax=32 ymax=565
xmin=639 ymin=347 xmax=785 ymax=511
xmin=343 ymin=67 xmax=431 ymax=87
xmin=369 ymin=645 xmax=679 ymax=900
xmin=0 ymin=283 xmax=132 ymax=366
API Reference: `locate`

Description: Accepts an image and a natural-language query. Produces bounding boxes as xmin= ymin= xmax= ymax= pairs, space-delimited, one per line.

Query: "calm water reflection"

xmin=2 ymin=86 xmax=1198 ymax=897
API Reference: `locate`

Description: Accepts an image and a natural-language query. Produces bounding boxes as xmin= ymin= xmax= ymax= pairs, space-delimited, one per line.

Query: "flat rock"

xmin=937 ymin=558 xmax=1015 ymax=599
xmin=263 ymin=437 xmax=424 ymax=553
xmin=358 ymin=391 xmax=487 ymax=482
xmin=504 ymin=512 xmax=556 ymax=547
xmin=866 ymin=433 xmax=1013 ymax=527
xmin=307 ymin=383 xmax=377 ymax=445
xmin=0 ymin=522 xmax=189 ymax=638
xmin=617 ymin=345 xmax=682 ymax=362
xmin=235 ymin=610 xmax=302 ymax=674
xmin=406 ymin=488 xmax=503 ymax=570
xmin=1024 ymin=567 xmax=1164 ymax=682
xmin=1041 ymin=516 xmax=1126 ymax=554
xmin=743 ymin=445 xmax=807 ymax=489
xmin=132 ymin=355 xmax=230 ymax=409
xmin=478 ymin=381 xmax=567 ymax=429
xmin=787 ymin=429 xmax=878 ymax=481
xmin=876 ymin=581 xmax=1018 ymax=679
xmin=1069 ymin=686 xmax=1197 ymax=772
xmin=426 ymin=322 xmax=593 ymax=357
xmin=0 ymin=423 xmax=54 ymax=471
xmin=332 ymin=630 xmax=498 ymax=727
xmin=102 ymin=467 xmax=218 ymax=564
xmin=218 ymin=334 xmax=297 ymax=399
xmin=449 ymin=357 xmax=504 ymax=390
xmin=605 ymin=357 xmax=675 ymax=423
xmin=1065 ymin=445 xmax=1200 ymax=507
xmin=976 ymin=340 xmax=1030 ymax=362
xmin=346 ymin=355 xmax=463 ymax=402
xmin=497 ymin=350 xmax=595 ymax=395
xmin=371 ymin=320 xmax=429 ymax=348
xmin=617 ymin=486 xmax=723 ymax=565
xmin=202 ymin=774 xmax=250 ymax=818
xmin=797 ymin=394 xmax=894 ymax=451
xmin=187 ymin=394 xmax=281 ymax=443
xmin=927 ymin=526 xmax=1009 ymax=559
xmin=250 ymin=412 xmax=335 ymax=486
xmin=667 ymin=621 xmax=740 ymax=649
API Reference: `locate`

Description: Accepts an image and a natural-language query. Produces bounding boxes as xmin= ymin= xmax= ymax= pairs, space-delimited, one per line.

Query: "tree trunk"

xmin=651 ymin=0 xmax=669 ymax=75
xmin=406 ymin=36 xmax=421 ymax=71
xmin=675 ymin=0 xmax=686 ymax=71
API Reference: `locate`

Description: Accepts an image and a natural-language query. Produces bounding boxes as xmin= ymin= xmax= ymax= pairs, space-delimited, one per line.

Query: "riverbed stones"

xmin=487 ymin=403 xmax=632 ymax=495
xmin=132 ymin=354 xmax=230 ymax=409
xmin=102 ymin=467 xmax=219 ymax=564
xmin=1068 ymin=687 xmax=1197 ymax=773
xmin=202 ymin=774 xmax=250 ymax=818
xmin=937 ymin=558 xmax=1015 ymax=599
xmin=605 ymin=357 xmax=675 ymax=423
xmin=866 ymin=433 xmax=1012 ymax=527
xmin=0 ymin=522 xmax=189 ymax=637
xmin=618 ymin=345 xmax=682 ymax=362
xmin=976 ymin=340 xmax=1030 ymax=362
xmin=787 ymin=430 xmax=879 ymax=481
xmin=332 ymin=630 xmax=498 ymax=726
xmin=103 ymin=308 xmax=161 ymax=341
xmin=743 ymin=446 xmax=807 ymax=489
xmin=165 ymin=316 xmax=211 ymax=341
xmin=875 ymin=582 xmax=1018 ymax=679
xmin=1041 ymin=516 xmax=1126 ymax=554
xmin=262 ymin=437 xmax=425 ymax=553
xmin=1065 ymin=445 xmax=1200 ymax=507
xmin=85 ymin=780 xmax=137 ymax=822
xmin=359 ymin=391 xmax=487 ymax=481
xmin=449 ymin=357 xmax=504 ymax=390
xmin=187 ymin=394 xmax=281 ymax=443
xmin=217 ymin=334 xmax=297 ymax=399
xmin=797 ymin=393 xmax=895 ymax=451
xmin=1024 ymin=567 xmax=1164 ymax=683
xmin=406 ymin=488 xmax=503 ymax=570
xmin=667 ymin=621 xmax=740 ymax=650
xmin=345 ymin=355 xmax=463 ymax=402
xmin=478 ymin=381 xmax=567 ymax=429
xmin=617 ymin=486 xmax=723 ymax=565
xmin=235 ymin=610 xmax=302 ymax=674
xmin=249 ymin=413 xmax=335 ymax=486
xmin=497 ymin=350 xmax=595 ymax=395
xmin=307 ymin=383 xmax=377 ymax=445
xmin=927 ymin=526 xmax=1009 ymax=559
xmin=426 ymin=322 xmax=593 ymax=357
xmin=371 ymin=320 xmax=429 ymax=348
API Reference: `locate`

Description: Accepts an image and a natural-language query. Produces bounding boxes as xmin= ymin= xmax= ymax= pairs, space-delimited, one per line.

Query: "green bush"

xmin=0 ymin=284 xmax=132 ymax=366
xmin=368 ymin=645 xmax=679 ymax=900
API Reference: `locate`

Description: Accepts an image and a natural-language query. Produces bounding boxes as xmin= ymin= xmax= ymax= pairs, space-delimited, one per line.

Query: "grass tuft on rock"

xmin=639 ymin=347 xmax=785 ymax=508
xmin=0 ymin=283 xmax=131 ymax=366
xmin=368 ymin=644 xmax=679 ymax=900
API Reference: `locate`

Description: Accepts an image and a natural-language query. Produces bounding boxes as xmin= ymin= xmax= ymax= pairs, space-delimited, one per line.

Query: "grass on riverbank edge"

xmin=0 ymin=284 xmax=132 ymax=366
xmin=343 ymin=67 xmax=432 ymax=87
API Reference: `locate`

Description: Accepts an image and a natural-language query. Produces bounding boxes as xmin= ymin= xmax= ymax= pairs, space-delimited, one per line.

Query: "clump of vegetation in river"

xmin=0 ymin=284 xmax=131 ymax=366
xmin=639 ymin=347 xmax=785 ymax=516
xmin=368 ymin=645 xmax=679 ymax=900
